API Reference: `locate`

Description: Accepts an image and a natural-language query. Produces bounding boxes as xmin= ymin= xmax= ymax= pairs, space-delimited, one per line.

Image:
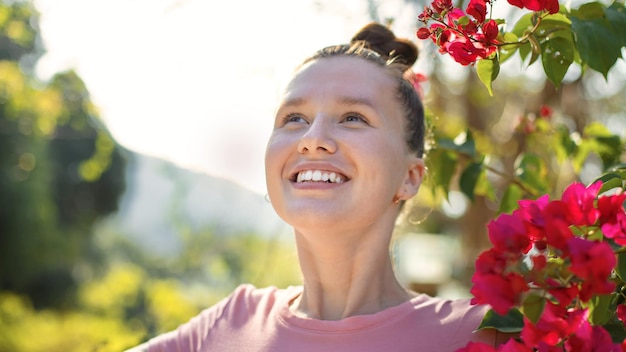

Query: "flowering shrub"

xmin=457 ymin=180 xmax=626 ymax=350
xmin=416 ymin=0 xmax=626 ymax=94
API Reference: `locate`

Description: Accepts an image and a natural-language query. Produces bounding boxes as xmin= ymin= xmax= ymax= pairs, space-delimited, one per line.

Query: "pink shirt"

xmin=147 ymin=284 xmax=498 ymax=351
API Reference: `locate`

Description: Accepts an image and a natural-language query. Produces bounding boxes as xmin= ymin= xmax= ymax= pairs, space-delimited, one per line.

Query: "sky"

xmin=32 ymin=0 xmax=422 ymax=195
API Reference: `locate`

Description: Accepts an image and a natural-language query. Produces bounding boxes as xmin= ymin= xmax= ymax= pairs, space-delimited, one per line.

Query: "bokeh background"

xmin=1 ymin=0 xmax=625 ymax=350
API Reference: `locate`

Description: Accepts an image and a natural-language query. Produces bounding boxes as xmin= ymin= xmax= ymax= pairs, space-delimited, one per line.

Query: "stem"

xmin=483 ymin=164 xmax=541 ymax=197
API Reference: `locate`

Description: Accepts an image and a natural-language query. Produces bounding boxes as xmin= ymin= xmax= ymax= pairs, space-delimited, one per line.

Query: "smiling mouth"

xmin=292 ymin=170 xmax=348 ymax=184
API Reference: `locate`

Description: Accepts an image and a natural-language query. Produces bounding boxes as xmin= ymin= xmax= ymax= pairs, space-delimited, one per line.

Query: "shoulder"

xmin=410 ymin=295 xmax=498 ymax=346
xmin=223 ymin=283 xmax=298 ymax=313
xmin=137 ymin=284 xmax=299 ymax=352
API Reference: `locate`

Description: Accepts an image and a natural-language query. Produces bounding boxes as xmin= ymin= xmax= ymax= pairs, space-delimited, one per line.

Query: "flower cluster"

xmin=416 ymin=0 xmax=559 ymax=66
xmin=462 ymin=181 xmax=626 ymax=350
xmin=417 ymin=0 xmax=500 ymax=65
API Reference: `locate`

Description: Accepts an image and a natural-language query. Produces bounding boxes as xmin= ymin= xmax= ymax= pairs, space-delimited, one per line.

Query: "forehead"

xmin=282 ymin=56 xmax=396 ymax=102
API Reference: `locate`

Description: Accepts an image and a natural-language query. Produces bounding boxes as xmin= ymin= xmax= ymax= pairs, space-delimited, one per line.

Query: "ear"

xmin=398 ymin=156 xmax=424 ymax=200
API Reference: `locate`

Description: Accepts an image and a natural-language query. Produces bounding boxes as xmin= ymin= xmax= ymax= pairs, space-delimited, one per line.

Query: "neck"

xmin=291 ymin=223 xmax=412 ymax=320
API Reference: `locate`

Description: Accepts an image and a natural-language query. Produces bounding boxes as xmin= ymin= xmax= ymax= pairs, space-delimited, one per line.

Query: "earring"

xmin=392 ymin=195 xmax=401 ymax=204
xmin=264 ymin=194 xmax=271 ymax=203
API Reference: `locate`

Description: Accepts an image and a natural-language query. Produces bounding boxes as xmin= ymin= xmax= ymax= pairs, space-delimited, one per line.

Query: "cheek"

xmin=264 ymin=134 xmax=292 ymax=185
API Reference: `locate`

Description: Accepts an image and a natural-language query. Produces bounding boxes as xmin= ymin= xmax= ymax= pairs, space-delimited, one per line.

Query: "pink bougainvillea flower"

xmin=497 ymin=339 xmax=533 ymax=351
xmin=455 ymin=341 xmax=498 ymax=352
xmin=466 ymin=0 xmax=487 ymax=23
xmin=598 ymin=193 xmax=626 ymax=245
xmin=470 ymin=272 xmax=528 ymax=315
xmin=488 ymin=213 xmax=532 ymax=254
xmin=515 ymin=194 xmax=550 ymax=241
xmin=561 ymin=181 xmax=602 ymax=226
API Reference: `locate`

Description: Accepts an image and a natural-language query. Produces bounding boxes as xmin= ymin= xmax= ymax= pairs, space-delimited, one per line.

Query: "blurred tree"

xmin=0 ymin=0 xmax=126 ymax=308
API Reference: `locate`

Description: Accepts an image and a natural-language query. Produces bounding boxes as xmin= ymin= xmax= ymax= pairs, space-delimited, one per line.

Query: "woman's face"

xmin=265 ymin=56 xmax=423 ymax=232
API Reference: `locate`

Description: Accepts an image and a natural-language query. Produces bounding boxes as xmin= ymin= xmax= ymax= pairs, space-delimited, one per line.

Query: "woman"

xmin=129 ymin=23 xmax=504 ymax=351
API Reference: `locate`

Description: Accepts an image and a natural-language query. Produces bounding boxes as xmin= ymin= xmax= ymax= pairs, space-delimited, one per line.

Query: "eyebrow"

xmin=280 ymin=95 xmax=377 ymax=110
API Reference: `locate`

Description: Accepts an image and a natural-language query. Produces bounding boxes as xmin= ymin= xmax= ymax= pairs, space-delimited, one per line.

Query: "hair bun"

xmin=350 ymin=22 xmax=418 ymax=68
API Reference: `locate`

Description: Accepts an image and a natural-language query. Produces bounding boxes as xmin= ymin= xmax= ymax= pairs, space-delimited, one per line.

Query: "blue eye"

xmin=282 ymin=113 xmax=307 ymax=125
xmin=344 ymin=113 xmax=368 ymax=124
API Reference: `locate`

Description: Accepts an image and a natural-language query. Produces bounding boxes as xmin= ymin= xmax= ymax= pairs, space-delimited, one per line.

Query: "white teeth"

xmin=296 ymin=170 xmax=345 ymax=184
xmin=312 ymin=170 xmax=322 ymax=181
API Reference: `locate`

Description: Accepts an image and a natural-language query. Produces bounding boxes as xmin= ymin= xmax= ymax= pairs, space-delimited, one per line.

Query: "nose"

xmin=297 ymin=116 xmax=337 ymax=154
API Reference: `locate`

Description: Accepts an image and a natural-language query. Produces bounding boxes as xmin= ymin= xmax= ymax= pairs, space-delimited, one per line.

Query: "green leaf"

xmin=476 ymin=58 xmax=500 ymax=96
xmin=515 ymin=153 xmax=549 ymax=194
xmin=522 ymin=293 xmax=546 ymax=324
xmin=584 ymin=122 xmax=624 ymax=168
xmin=457 ymin=15 xmax=470 ymax=26
xmin=617 ymin=252 xmax=626 ymax=282
xmin=427 ymin=148 xmax=458 ymax=197
xmin=498 ymin=32 xmax=519 ymax=63
xmin=438 ymin=131 xmax=476 ymax=157
xmin=571 ymin=15 xmax=623 ymax=78
xmin=512 ymin=13 xmax=534 ymax=37
xmin=606 ymin=2 xmax=626 ymax=47
xmin=551 ymin=125 xmax=577 ymax=163
xmin=584 ymin=121 xmax=612 ymax=137
xmin=518 ymin=42 xmax=531 ymax=62
xmin=500 ymin=183 xmax=523 ymax=214
xmin=541 ymin=36 xmax=575 ymax=87
xmin=477 ymin=308 xmax=524 ymax=333
xmin=593 ymin=172 xmax=625 ymax=194
xmin=474 ymin=165 xmax=496 ymax=201
xmin=460 ymin=162 xmax=483 ymax=201
xmin=536 ymin=13 xmax=572 ymax=39
xmin=527 ymin=34 xmax=542 ymax=66
xmin=573 ymin=2 xmax=607 ymax=20
xmin=588 ymin=294 xmax=613 ymax=325
xmin=604 ymin=321 xmax=626 ymax=344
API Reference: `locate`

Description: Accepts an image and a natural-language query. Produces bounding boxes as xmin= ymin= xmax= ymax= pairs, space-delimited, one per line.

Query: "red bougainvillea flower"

xmin=565 ymin=321 xmax=621 ymax=352
xmin=466 ymin=0 xmax=487 ymax=23
xmin=539 ymin=105 xmax=553 ymax=118
xmin=561 ymin=181 xmax=602 ymax=226
xmin=444 ymin=39 xmax=484 ymax=65
xmin=474 ymin=248 xmax=511 ymax=277
xmin=416 ymin=27 xmax=432 ymax=40
xmin=544 ymin=213 xmax=574 ymax=251
xmin=507 ymin=0 xmax=559 ymax=14
xmin=470 ymin=272 xmax=528 ymax=315
xmin=546 ymin=278 xmax=579 ymax=308
xmin=617 ymin=305 xmax=626 ymax=323
xmin=481 ymin=20 xmax=499 ymax=46
xmin=432 ymin=0 xmax=454 ymax=14
xmin=521 ymin=303 xmax=586 ymax=347
xmin=566 ymin=237 xmax=616 ymax=301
